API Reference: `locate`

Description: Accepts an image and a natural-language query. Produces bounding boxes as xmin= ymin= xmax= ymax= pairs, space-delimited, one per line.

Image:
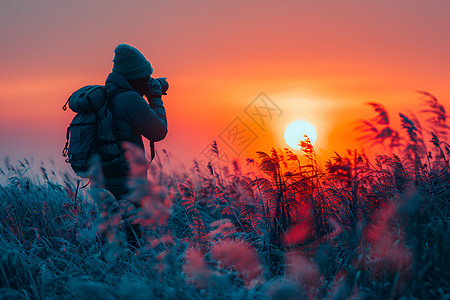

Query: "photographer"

xmin=104 ymin=44 xmax=168 ymax=247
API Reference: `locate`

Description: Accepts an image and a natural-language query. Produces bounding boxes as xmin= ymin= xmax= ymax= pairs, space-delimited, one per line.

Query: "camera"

xmin=153 ymin=77 xmax=169 ymax=95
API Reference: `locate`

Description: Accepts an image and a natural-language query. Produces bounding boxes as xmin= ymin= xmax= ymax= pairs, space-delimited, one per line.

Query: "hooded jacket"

xmin=104 ymin=72 xmax=167 ymax=177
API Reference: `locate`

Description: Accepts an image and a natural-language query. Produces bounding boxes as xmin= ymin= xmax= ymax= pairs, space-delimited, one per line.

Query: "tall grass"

xmin=0 ymin=92 xmax=448 ymax=299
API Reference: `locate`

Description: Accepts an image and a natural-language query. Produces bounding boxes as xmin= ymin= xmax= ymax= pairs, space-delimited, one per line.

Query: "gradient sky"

xmin=1 ymin=0 xmax=449 ymax=170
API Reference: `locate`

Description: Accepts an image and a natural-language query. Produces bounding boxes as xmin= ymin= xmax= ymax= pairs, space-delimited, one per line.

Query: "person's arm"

xmin=120 ymin=92 xmax=167 ymax=141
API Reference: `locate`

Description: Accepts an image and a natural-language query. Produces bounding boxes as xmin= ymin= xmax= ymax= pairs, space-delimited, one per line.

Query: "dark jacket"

xmin=104 ymin=72 xmax=167 ymax=179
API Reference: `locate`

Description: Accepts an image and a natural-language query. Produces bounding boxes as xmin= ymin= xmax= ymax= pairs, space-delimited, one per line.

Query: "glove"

xmin=158 ymin=77 xmax=169 ymax=95
xmin=145 ymin=77 xmax=162 ymax=99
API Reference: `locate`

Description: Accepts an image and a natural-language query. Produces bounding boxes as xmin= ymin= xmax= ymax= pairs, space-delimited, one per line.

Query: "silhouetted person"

xmin=104 ymin=44 xmax=168 ymax=248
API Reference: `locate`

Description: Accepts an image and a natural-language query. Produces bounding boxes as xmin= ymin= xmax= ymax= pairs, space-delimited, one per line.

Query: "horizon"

xmin=1 ymin=0 xmax=449 ymax=170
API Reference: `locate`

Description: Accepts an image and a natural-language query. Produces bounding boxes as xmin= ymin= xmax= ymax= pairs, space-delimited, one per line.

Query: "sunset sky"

xmin=1 ymin=1 xmax=449 ymax=171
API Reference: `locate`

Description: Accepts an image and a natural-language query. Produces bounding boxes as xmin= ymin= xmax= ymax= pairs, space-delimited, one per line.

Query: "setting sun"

xmin=284 ymin=120 xmax=317 ymax=149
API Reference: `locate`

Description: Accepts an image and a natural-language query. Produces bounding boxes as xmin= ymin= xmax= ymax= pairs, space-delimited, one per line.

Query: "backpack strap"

xmin=62 ymin=97 xmax=70 ymax=111
xmin=105 ymin=86 xmax=126 ymax=102
xmin=62 ymin=127 xmax=70 ymax=158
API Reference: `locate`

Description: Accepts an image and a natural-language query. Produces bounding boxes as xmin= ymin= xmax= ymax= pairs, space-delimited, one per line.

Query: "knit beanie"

xmin=112 ymin=44 xmax=153 ymax=80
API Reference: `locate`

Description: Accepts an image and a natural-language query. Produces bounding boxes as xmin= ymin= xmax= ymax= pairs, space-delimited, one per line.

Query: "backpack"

xmin=62 ymin=85 xmax=125 ymax=177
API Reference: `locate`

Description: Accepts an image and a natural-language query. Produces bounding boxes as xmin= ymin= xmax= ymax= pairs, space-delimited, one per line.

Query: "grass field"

xmin=0 ymin=93 xmax=449 ymax=299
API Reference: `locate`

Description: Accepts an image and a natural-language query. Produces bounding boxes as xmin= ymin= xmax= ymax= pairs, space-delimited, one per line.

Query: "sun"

xmin=284 ymin=120 xmax=318 ymax=150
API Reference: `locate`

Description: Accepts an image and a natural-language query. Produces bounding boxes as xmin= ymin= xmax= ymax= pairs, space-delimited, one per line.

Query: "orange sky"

xmin=1 ymin=1 xmax=449 ymax=171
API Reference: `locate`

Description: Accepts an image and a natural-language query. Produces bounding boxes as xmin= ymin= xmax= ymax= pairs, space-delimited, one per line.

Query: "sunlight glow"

xmin=284 ymin=120 xmax=317 ymax=149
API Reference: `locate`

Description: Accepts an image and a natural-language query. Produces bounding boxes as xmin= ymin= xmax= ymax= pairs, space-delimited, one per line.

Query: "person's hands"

xmin=145 ymin=77 xmax=162 ymax=99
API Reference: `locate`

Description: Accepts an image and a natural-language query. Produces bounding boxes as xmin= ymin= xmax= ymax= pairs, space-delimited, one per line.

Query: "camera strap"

xmin=150 ymin=140 xmax=155 ymax=161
